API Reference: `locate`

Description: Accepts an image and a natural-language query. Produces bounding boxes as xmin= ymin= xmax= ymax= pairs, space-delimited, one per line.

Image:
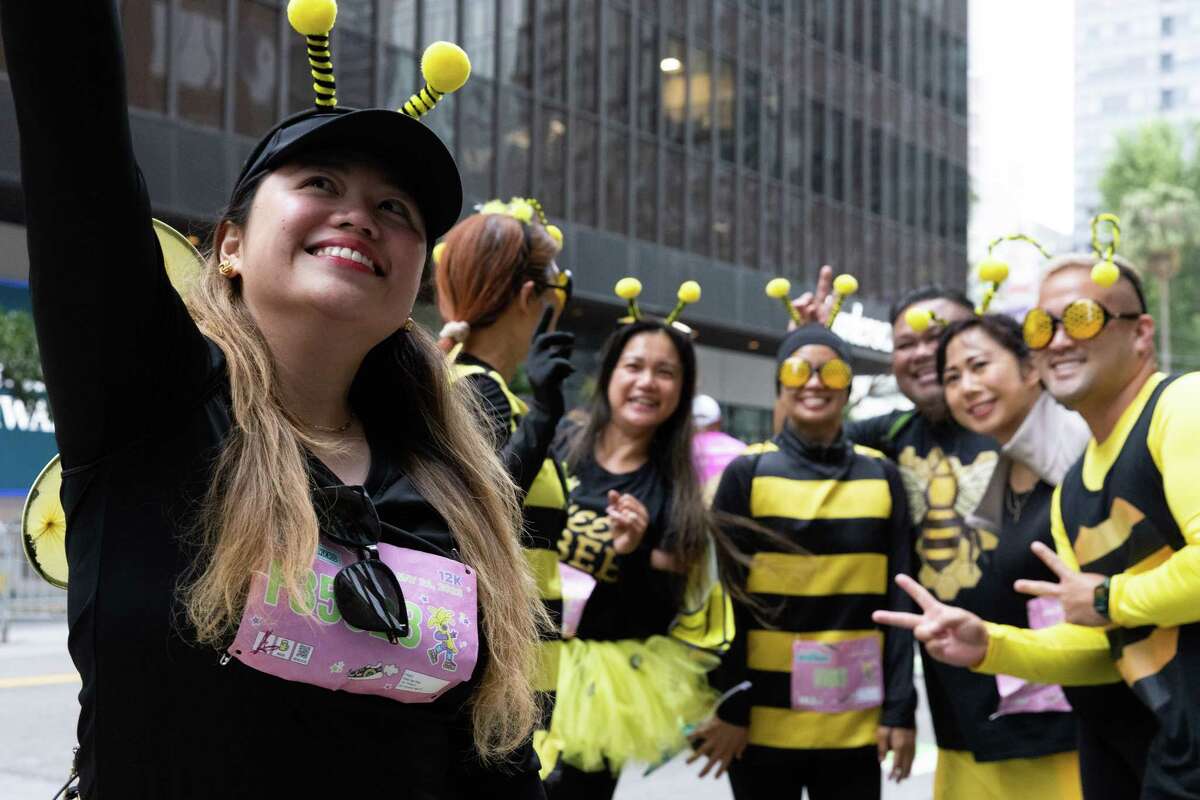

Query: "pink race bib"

xmin=992 ymin=596 xmax=1073 ymax=718
xmin=791 ymin=637 xmax=884 ymax=712
xmin=558 ymin=562 xmax=597 ymax=639
xmin=228 ymin=541 xmax=478 ymax=704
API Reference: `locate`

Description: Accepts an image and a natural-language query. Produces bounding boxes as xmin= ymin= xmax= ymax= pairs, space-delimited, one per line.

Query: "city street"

xmin=1 ymin=621 xmax=934 ymax=799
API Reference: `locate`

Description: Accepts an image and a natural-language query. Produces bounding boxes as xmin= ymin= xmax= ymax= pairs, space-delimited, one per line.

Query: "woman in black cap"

xmin=2 ymin=0 xmax=546 ymax=797
xmin=691 ymin=293 xmax=917 ymax=799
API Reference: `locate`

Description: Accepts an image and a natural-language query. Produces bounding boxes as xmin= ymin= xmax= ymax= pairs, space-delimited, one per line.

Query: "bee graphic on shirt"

xmin=898 ymin=446 xmax=999 ymax=601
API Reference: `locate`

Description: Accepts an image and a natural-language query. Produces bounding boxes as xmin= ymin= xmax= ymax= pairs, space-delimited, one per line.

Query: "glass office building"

xmin=0 ymin=0 xmax=967 ymax=442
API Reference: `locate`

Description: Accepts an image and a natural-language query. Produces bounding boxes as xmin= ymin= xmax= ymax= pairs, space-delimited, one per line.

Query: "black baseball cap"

xmin=234 ymin=106 xmax=463 ymax=241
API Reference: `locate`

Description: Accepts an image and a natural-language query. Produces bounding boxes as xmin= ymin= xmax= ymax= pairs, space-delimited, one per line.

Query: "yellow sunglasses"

xmin=1022 ymin=299 xmax=1140 ymax=350
xmin=778 ymin=357 xmax=853 ymax=390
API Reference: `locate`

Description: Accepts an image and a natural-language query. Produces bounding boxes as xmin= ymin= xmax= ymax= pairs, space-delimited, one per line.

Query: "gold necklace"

xmin=302 ymin=415 xmax=355 ymax=434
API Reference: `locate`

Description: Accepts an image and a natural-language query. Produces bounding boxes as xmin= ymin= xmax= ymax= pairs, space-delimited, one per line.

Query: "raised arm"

xmin=1 ymin=0 xmax=209 ymax=468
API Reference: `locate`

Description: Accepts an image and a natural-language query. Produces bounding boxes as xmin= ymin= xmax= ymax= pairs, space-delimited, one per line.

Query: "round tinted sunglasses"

xmin=315 ymin=485 xmax=411 ymax=644
xmin=1022 ymin=299 xmax=1141 ymax=350
xmin=778 ymin=357 xmax=853 ymax=390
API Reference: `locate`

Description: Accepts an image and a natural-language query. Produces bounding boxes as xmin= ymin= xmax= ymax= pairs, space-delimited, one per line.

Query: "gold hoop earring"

xmin=403 ymin=317 xmax=415 ymax=332
xmin=218 ymin=260 xmax=235 ymax=277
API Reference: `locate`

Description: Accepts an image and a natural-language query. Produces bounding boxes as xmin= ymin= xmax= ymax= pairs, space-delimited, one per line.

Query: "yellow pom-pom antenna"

xmin=827 ymin=273 xmax=858 ymax=329
xmin=904 ymin=307 xmax=935 ymax=334
xmin=288 ymin=0 xmax=339 ymax=109
xmin=509 ymin=199 xmax=534 ymax=224
xmin=1091 ymin=261 xmax=1120 ymax=287
xmin=615 ymin=277 xmax=643 ymax=323
xmin=978 ymin=233 xmax=1048 ymax=314
xmin=765 ymin=277 xmax=802 ymax=325
xmin=546 ymin=224 xmax=564 ymax=248
xmin=665 ymin=281 xmax=702 ymax=325
xmin=401 ymin=42 xmax=471 ymax=120
xmin=431 ymin=242 xmax=446 ymax=266
xmin=1089 ymin=213 xmax=1122 ymax=290
xmin=478 ymin=199 xmax=507 ymax=215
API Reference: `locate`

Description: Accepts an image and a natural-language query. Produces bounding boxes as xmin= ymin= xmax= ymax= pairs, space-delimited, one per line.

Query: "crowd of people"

xmin=6 ymin=1 xmax=1200 ymax=798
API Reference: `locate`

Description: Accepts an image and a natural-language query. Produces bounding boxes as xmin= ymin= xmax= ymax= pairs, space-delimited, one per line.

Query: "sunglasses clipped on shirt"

xmin=314 ymin=484 xmax=410 ymax=644
xmin=778 ymin=357 xmax=853 ymax=390
xmin=1022 ymin=299 xmax=1142 ymax=350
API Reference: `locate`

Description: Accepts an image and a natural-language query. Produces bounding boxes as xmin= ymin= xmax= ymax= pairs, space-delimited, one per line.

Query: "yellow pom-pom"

xmin=765 ymin=278 xmax=791 ymax=299
xmin=546 ymin=224 xmax=564 ymax=248
xmin=978 ymin=258 xmax=1010 ymax=284
xmin=431 ymin=242 xmax=446 ymax=266
xmin=422 ymin=42 xmax=471 ymax=94
xmin=833 ymin=274 xmax=859 ymax=296
xmin=287 ymin=0 xmax=337 ymax=35
xmin=615 ymin=277 xmax=643 ymax=300
xmin=905 ymin=307 xmax=934 ymax=333
xmin=510 ymin=200 xmax=534 ymax=223
xmin=479 ymin=199 xmax=507 ymax=215
xmin=677 ymin=281 xmax=702 ymax=304
xmin=1091 ymin=261 xmax=1120 ymax=287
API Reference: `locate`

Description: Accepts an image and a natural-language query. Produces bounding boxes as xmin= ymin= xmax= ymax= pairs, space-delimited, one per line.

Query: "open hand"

xmin=872 ymin=574 xmax=989 ymax=668
xmin=686 ymin=717 xmax=749 ymax=779
xmin=877 ymin=725 xmax=916 ymax=782
xmin=607 ymin=490 xmax=649 ymax=554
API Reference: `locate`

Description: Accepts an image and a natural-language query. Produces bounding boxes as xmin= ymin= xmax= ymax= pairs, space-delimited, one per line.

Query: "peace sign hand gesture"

xmin=788 ymin=265 xmax=835 ymax=330
xmin=1013 ymin=541 xmax=1108 ymax=627
xmin=872 ymin=575 xmax=990 ymax=668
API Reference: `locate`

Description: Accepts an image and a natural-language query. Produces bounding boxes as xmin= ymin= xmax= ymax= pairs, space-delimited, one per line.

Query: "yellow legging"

xmin=934 ymin=749 xmax=1082 ymax=800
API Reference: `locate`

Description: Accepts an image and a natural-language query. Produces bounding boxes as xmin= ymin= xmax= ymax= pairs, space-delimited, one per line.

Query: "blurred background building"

xmin=0 ymin=0 xmax=968 ymax=462
xmin=1074 ymin=0 xmax=1200 ymax=247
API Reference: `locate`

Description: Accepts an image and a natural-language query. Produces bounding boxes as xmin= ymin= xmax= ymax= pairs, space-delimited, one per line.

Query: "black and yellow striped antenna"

xmin=288 ymin=0 xmax=339 ymax=109
xmin=400 ymin=42 xmax=472 ymax=119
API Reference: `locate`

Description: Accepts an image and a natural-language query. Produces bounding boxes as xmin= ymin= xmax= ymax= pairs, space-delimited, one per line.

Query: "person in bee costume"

xmin=877 ymin=218 xmax=1200 ymax=800
xmin=5 ymin=0 xmax=550 ymax=796
xmin=689 ymin=276 xmax=918 ymax=799
xmin=537 ymin=278 xmax=731 ymax=799
xmin=432 ymin=198 xmax=574 ymax=697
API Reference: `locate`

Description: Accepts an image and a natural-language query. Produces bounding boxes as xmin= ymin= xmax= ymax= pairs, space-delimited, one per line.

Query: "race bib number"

xmin=559 ymin=561 xmax=597 ymax=639
xmin=791 ymin=637 xmax=884 ymax=712
xmin=228 ymin=541 xmax=478 ymax=704
xmin=993 ymin=596 xmax=1073 ymax=718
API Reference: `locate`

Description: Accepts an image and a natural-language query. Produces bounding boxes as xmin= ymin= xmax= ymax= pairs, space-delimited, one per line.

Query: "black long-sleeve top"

xmin=1 ymin=2 xmax=541 ymax=796
xmin=709 ymin=426 xmax=917 ymax=755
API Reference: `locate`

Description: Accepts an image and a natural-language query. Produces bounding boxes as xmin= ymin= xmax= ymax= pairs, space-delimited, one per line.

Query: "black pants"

xmin=1078 ymin=719 xmax=1148 ymax=800
xmin=543 ymin=761 xmax=619 ymax=800
xmin=727 ymin=745 xmax=881 ymax=800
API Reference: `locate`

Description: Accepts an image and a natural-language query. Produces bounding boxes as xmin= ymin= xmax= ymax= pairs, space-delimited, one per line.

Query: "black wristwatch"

xmin=1093 ymin=577 xmax=1111 ymax=621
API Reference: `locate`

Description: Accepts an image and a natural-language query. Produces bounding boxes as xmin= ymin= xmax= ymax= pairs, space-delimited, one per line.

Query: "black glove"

xmin=525 ymin=306 xmax=575 ymax=418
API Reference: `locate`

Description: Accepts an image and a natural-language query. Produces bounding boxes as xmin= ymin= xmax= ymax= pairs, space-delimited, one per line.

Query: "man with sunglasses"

xmin=693 ymin=324 xmax=917 ymax=799
xmin=875 ymin=255 xmax=1200 ymax=798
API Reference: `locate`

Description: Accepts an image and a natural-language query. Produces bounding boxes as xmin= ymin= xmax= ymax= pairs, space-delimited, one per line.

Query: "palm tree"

xmin=1119 ymin=183 xmax=1200 ymax=370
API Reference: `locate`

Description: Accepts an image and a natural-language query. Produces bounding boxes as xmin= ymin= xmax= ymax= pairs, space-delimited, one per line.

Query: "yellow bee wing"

xmin=897 ymin=466 xmax=929 ymax=524
xmin=952 ymin=452 xmax=1000 ymax=518
xmin=21 ymin=455 xmax=68 ymax=589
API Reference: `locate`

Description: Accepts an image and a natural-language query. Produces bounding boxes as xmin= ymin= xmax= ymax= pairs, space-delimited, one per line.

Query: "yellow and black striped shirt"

xmin=711 ymin=425 xmax=917 ymax=752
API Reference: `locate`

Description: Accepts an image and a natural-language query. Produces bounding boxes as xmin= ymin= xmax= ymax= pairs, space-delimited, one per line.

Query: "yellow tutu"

xmin=537 ymin=635 xmax=719 ymax=776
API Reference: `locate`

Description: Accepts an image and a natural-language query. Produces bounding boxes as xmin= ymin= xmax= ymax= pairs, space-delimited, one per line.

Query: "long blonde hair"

xmin=180 ymin=192 xmax=545 ymax=759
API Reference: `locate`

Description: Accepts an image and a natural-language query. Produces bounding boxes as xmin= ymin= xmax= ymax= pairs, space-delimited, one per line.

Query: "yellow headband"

xmin=764 ymin=273 xmax=858 ymax=329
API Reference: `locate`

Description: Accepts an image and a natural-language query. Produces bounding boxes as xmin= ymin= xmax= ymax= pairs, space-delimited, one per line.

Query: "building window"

xmin=573 ymin=0 xmax=599 ymax=112
xmin=333 ymin=0 xmax=374 ymax=109
xmin=1161 ymin=15 xmax=1175 ymax=36
xmin=764 ymin=77 xmax=782 ymax=178
xmin=717 ymin=57 xmax=736 ymax=163
xmin=664 ymin=147 xmax=685 ymax=248
xmin=605 ymin=7 xmax=631 ymax=124
xmin=810 ymin=100 xmax=826 ymax=195
xmin=604 ymin=128 xmax=630 ymax=234
xmin=123 ymin=0 xmax=168 ymax=113
xmin=176 ymin=0 xmax=226 ymax=127
xmin=540 ymin=108 xmax=567 ymax=218
xmin=810 ymin=0 xmax=826 ymax=43
xmin=715 ymin=166 xmax=735 ymax=262
xmin=717 ymin=0 xmax=738 ymax=55
xmin=743 ymin=67 xmax=762 ymax=168
xmin=1161 ymin=51 xmax=1174 ymax=72
xmin=381 ymin=0 xmax=417 ymax=111
xmin=831 ymin=0 xmax=845 ymax=54
xmin=636 ymin=18 xmax=659 ymax=134
xmin=463 ymin=0 xmax=496 ymax=80
xmin=499 ymin=90 xmax=531 ymax=197
xmin=687 ymin=158 xmax=712 ymax=256
xmin=662 ymin=35 xmax=687 ymax=146
xmin=458 ymin=79 xmax=495 ymax=204
xmin=740 ymin=177 xmax=761 ymax=268
xmin=851 ymin=0 xmax=865 ymax=63
xmin=1161 ymin=88 xmax=1176 ymax=110
xmin=635 ymin=139 xmax=657 ymax=241
xmin=235 ymin=0 xmax=277 ymax=136
xmin=540 ymin=0 xmax=566 ymax=101
xmin=573 ymin=118 xmax=598 ymax=226
xmin=688 ymin=47 xmax=713 ymax=152
xmin=500 ymin=0 xmax=532 ymax=89
xmin=869 ymin=0 xmax=883 ymax=73
xmin=869 ymin=127 xmax=882 ymax=215
xmin=830 ymin=108 xmax=845 ymax=203
xmin=851 ymin=117 xmax=864 ymax=209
